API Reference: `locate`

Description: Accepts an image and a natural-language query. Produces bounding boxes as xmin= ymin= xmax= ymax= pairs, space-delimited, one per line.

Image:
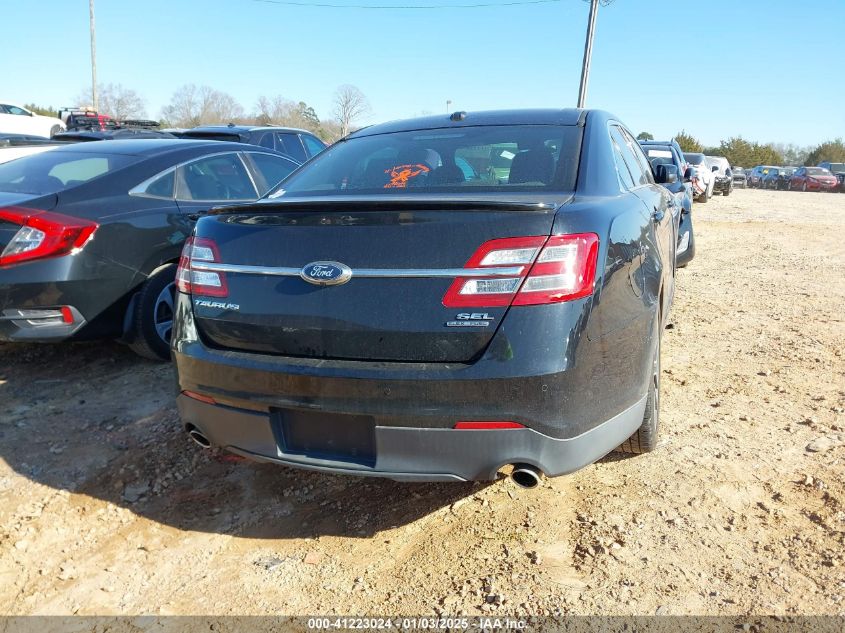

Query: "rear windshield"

xmin=268 ymin=125 xmax=582 ymax=197
xmin=0 ymin=151 xmax=139 ymax=195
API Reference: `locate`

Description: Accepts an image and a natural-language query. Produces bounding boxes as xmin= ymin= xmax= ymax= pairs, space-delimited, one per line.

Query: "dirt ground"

xmin=1 ymin=188 xmax=843 ymax=618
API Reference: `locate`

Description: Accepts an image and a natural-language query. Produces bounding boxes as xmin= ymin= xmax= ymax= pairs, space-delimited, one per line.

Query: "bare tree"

xmin=254 ymin=95 xmax=322 ymax=132
xmin=74 ymin=83 xmax=146 ymax=120
xmin=160 ymin=84 xmax=244 ymax=128
xmin=332 ymin=85 xmax=371 ymax=138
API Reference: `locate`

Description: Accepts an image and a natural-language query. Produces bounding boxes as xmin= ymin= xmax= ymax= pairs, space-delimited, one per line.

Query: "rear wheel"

xmin=49 ymin=125 xmax=61 ymax=137
xmin=126 ymin=264 xmax=177 ymax=361
xmin=723 ymin=187 xmax=731 ymax=197
xmin=617 ymin=334 xmax=660 ymax=454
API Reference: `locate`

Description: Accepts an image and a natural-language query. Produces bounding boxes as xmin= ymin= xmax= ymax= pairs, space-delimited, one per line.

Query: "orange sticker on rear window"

xmin=384 ymin=163 xmax=430 ymax=189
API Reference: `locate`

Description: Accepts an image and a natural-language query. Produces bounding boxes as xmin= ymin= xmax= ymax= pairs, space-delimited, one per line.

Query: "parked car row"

xmin=2 ymin=108 xmax=685 ymax=486
xmin=638 ymin=139 xmax=695 ymax=267
xmin=742 ymin=164 xmax=843 ymax=192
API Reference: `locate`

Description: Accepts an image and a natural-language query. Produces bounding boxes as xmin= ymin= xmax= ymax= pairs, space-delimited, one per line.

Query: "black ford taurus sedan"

xmin=172 ymin=109 xmax=676 ymax=484
xmin=0 ymin=139 xmax=300 ymax=359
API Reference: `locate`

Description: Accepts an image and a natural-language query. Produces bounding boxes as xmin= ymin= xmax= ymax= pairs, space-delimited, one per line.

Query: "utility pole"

xmin=576 ymin=0 xmax=599 ymax=108
xmin=446 ymin=99 xmax=452 ymax=114
xmin=89 ymin=0 xmax=98 ymax=110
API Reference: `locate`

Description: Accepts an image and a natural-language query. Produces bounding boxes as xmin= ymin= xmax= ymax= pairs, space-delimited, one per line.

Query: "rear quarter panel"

xmin=556 ymin=110 xmax=663 ymax=421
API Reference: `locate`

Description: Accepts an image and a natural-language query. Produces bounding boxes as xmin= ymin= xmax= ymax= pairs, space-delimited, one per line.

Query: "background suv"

xmin=179 ymin=125 xmax=327 ymax=163
xmin=684 ymin=152 xmax=713 ymax=202
xmin=706 ymin=156 xmax=733 ymax=196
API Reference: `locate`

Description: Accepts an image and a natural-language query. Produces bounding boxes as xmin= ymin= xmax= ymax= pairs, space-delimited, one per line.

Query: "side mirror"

xmin=684 ymin=167 xmax=694 ymax=182
xmin=711 ymin=165 xmax=719 ymax=172
xmin=655 ymin=164 xmax=679 ymax=184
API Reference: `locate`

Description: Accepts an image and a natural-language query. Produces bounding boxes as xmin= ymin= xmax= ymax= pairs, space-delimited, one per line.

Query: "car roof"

xmin=40 ymin=138 xmax=250 ymax=156
xmin=186 ymin=125 xmax=313 ymax=135
xmin=349 ymin=109 xmax=589 ymax=138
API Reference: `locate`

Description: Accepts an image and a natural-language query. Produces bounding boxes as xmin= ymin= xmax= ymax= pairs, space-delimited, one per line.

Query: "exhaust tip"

xmin=186 ymin=426 xmax=212 ymax=449
xmin=511 ymin=463 xmax=543 ymax=489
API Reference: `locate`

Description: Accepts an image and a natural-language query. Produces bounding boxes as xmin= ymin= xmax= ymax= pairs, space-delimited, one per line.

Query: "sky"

xmin=2 ymin=0 xmax=843 ymax=147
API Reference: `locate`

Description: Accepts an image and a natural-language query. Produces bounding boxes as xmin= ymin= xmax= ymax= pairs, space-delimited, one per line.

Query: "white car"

xmin=683 ymin=152 xmax=714 ymax=202
xmin=0 ymin=102 xmax=65 ymax=137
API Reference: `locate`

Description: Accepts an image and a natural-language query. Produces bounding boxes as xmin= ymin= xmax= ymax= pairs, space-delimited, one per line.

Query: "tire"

xmin=126 ymin=264 xmax=177 ymax=361
xmin=723 ymin=187 xmax=730 ymax=197
xmin=617 ymin=333 xmax=661 ymax=454
xmin=49 ymin=125 xmax=61 ymax=137
xmin=697 ymin=193 xmax=708 ymax=204
xmin=801 ymin=182 xmax=807 ymax=192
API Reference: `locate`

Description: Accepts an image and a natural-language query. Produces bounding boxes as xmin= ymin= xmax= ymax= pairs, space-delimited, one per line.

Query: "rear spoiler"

xmin=119 ymin=119 xmax=161 ymax=129
xmin=209 ymin=197 xmax=560 ymax=216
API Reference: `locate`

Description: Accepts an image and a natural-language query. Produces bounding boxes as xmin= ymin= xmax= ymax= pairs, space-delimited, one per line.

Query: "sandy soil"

xmin=1 ymin=188 xmax=843 ymax=617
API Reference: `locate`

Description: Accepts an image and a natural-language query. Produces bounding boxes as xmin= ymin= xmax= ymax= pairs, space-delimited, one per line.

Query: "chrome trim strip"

xmin=190 ymin=262 xmax=525 ymax=278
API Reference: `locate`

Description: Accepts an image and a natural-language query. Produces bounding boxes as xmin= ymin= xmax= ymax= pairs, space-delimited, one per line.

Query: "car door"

xmin=0 ymin=104 xmax=31 ymax=134
xmin=173 ymin=152 xmax=261 ymax=223
xmin=610 ymin=125 xmax=675 ymax=312
xmin=0 ymin=105 xmax=13 ymax=132
xmin=7 ymin=105 xmax=39 ymax=135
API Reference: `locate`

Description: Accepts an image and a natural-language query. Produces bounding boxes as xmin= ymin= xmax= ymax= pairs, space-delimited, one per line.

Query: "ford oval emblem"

xmin=300 ymin=261 xmax=353 ymax=286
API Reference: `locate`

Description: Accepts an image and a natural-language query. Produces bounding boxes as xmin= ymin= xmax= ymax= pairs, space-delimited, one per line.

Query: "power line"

xmin=252 ymin=0 xmax=562 ymax=9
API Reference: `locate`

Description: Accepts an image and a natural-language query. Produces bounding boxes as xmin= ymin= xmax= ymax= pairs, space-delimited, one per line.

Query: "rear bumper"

xmin=172 ymin=277 xmax=658 ymax=482
xmin=0 ymin=254 xmax=132 ymax=342
xmin=807 ymin=182 xmax=838 ymax=191
xmin=176 ymin=392 xmax=645 ymax=482
xmin=0 ymin=306 xmax=87 ymax=341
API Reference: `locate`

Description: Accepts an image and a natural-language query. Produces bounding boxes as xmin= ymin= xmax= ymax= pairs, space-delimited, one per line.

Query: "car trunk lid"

xmin=188 ymin=196 xmax=565 ymax=362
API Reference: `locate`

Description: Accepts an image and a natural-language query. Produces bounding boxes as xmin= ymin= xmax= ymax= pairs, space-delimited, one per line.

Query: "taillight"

xmin=175 ymin=236 xmax=228 ymax=297
xmin=0 ymin=207 xmax=97 ymax=267
xmin=442 ymin=233 xmax=598 ymax=308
